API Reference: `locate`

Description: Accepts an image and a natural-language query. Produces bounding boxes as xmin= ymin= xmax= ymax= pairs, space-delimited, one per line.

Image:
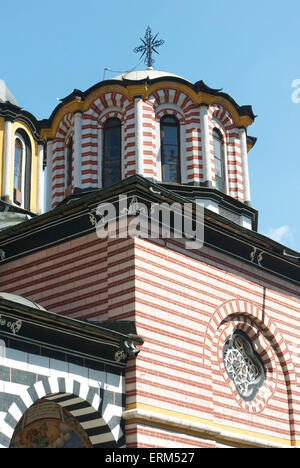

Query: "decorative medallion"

xmin=223 ymin=330 xmax=265 ymax=401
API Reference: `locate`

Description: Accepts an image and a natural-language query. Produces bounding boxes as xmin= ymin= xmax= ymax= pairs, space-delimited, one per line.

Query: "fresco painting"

xmin=10 ymin=400 xmax=93 ymax=448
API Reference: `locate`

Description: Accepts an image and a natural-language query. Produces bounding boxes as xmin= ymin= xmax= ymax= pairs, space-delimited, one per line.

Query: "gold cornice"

xmin=41 ymin=79 xmax=255 ymax=140
xmin=126 ymin=83 xmax=148 ymax=99
xmin=41 ymin=85 xmax=132 ymax=139
xmin=198 ymin=93 xmax=254 ymax=128
xmin=146 ymin=81 xmax=254 ymax=128
xmin=146 ymin=80 xmax=198 ymax=102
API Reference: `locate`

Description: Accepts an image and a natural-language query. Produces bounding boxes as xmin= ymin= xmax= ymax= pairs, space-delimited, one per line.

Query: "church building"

xmin=0 ymin=29 xmax=299 ymax=448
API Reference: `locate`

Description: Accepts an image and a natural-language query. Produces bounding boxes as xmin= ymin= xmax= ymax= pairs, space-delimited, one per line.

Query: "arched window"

xmin=65 ymin=138 xmax=73 ymax=196
xmin=160 ymin=116 xmax=180 ymax=183
xmin=212 ymin=128 xmax=225 ymax=192
xmin=14 ymin=138 xmax=23 ymax=205
xmin=13 ymin=131 xmax=31 ymax=209
xmin=102 ymin=118 xmax=121 ymax=187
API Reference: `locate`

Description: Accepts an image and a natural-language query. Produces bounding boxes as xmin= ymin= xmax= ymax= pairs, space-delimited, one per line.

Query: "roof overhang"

xmin=0 ymin=175 xmax=298 ymax=285
xmin=0 ymin=295 xmax=143 ymax=369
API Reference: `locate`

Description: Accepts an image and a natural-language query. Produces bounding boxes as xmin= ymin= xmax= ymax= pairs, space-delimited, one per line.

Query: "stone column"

xmin=2 ymin=118 xmax=12 ymax=201
xmin=97 ymin=125 xmax=103 ymax=188
xmin=239 ymin=128 xmax=251 ymax=205
xmin=155 ymin=119 xmax=162 ymax=181
xmin=121 ymin=124 xmax=125 ymax=180
xmin=36 ymin=143 xmax=45 ymax=214
xmin=200 ymin=105 xmax=212 ymax=187
xmin=73 ymin=111 xmax=82 ymax=190
xmin=135 ymin=97 xmax=143 ymax=176
xmin=180 ymin=123 xmax=187 ymax=184
xmin=46 ymin=139 xmax=53 ymax=211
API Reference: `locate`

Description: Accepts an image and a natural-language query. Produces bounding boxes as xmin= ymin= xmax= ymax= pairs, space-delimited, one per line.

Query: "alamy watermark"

xmin=94 ymin=195 xmax=204 ymax=249
xmin=291 ymin=79 xmax=300 ymax=103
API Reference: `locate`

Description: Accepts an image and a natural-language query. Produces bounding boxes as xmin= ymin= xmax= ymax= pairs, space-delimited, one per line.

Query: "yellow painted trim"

xmin=146 ymin=81 xmax=254 ymax=128
xmin=126 ymin=84 xmax=148 ymax=100
xmin=40 ymin=85 xmax=133 ymax=141
xmin=203 ymin=94 xmax=253 ymax=128
xmin=125 ymin=403 xmax=296 ymax=447
xmin=146 ymin=81 xmax=198 ymax=103
xmin=247 ymin=143 xmax=255 ymax=153
xmin=40 ymin=80 xmax=255 ymax=141
xmin=10 ymin=121 xmax=39 ymax=213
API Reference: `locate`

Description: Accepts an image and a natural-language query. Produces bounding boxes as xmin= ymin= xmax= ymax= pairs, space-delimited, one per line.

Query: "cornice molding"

xmin=0 ymin=176 xmax=298 ymax=285
xmin=39 ymin=75 xmax=256 ymax=138
xmin=122 ymin=407 xmax=290 ymax=448
xmin=0 ymin=102 xmax=43 ymax=143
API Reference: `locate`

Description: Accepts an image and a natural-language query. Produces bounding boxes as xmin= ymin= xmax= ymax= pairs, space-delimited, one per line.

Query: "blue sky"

xmin=1 ymin=0 xmax=299 ymax=252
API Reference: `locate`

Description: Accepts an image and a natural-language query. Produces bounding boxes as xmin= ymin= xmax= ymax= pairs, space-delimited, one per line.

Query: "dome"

xmin=113 ymin=67 xmax=186 ymax=82
xmin=0 ymin=80 xmax=19 ymax=106
xmin=0 ymin=292 xmax=46 ymax=310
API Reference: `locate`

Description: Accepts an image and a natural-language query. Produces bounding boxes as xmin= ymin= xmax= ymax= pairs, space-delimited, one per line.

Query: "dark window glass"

xmin=103 ymin=118 xmax=121 ymax=187
xmin=213 ymin=128 xmax=224 ymax=192
xmin=14 ymin=139 xmax=23 ymax=192
xmin=14 ymin=131 xmax=31 ymax=209
xmin=66 ymin=139 xmax=73 ymax=188
xmin=161 ymin=116 xmax=180 ymax=183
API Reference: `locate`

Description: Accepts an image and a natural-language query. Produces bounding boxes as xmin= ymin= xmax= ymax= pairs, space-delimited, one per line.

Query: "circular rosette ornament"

xmin=223 ymin=330 xmax=265 ymax=401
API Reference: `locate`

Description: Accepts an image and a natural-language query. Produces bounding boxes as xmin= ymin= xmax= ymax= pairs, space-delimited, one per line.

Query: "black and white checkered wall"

xmin=0 ymin=337 xmax=125 ymax=448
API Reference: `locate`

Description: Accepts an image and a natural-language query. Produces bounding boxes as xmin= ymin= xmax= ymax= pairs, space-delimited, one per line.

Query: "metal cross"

xmin=133 ymin=27 xmax=164 ymax=68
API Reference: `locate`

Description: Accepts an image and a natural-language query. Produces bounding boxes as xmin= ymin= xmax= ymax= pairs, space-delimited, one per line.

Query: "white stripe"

xmin=81 ymin=418 xmax=106 ymax=430
xmin=70 ymin=406 xmax=96 ymax=417
xmin=91 ymin=393 xmax=101 ymax=411
xmin=65 ymin=378 xmax=74 ymax=394
xmin=79 ymin=384 xmax=89 ymax=401
xmin=90 ymin=432 xmax=115 ymax=444
xmin=8 ymin=403 xmax=23 ymax=422
xmin=21 ymin=391 xmax=34 ymax=409
xmin=103 ymin=403 xmax=123 ymax=425
xmin=48 ymin=377 xmax=59 ymax=394
xmin=0 ymin=419 xmax=14 ymax=439
xmin=46 ymin=392 xmax=70 ymax=401
xmin=0 ymin=380 xmax=28 ymax=395
xmin=111 ymin=424 xmax=123 ymax=442
xmin=34 ymin=381 xmax=47 ymax=399
xmin=58 ymin=397 xmax=83 ymax=408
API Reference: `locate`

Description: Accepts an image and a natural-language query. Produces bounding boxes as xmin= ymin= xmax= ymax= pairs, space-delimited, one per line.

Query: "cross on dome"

xmin=133 ymin=26 xmax=164 ymax=68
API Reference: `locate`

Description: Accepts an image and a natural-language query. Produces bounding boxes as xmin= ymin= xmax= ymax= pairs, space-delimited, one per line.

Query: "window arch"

xmin=160 ymin=115 xmax=181 ymax=184
xmin=14 ymin=137 xmax=23 ymax=204
xmin=65 ymin=137 xmax=73 ymax=196
xmin=102 ymin=118 xmax=121 ymax=187
xmin=13 ymin=130 xmax=32 ymax=210
xmin=212 ymin=128 xmax=225 ymax=192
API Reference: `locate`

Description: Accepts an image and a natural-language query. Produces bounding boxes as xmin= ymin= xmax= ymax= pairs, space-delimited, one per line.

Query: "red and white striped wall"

xmin=0 ymin=232 xmax=299 ymax=448
xmin=46 ymin=87 xmax=251 ymax=209
xmin=208 ymin=104 xmax=243 ymax=200
xmin=50 ymin=113 xmax=74 ymax=208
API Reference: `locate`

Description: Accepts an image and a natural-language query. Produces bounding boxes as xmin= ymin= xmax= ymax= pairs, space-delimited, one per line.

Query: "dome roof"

xmin=0 ymin=80 xmax=19 ymax=106
xmin=0 ymin=292 xmax=46 ymax=310
xmin=113 ymin=67 xmax=186 ymax=82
